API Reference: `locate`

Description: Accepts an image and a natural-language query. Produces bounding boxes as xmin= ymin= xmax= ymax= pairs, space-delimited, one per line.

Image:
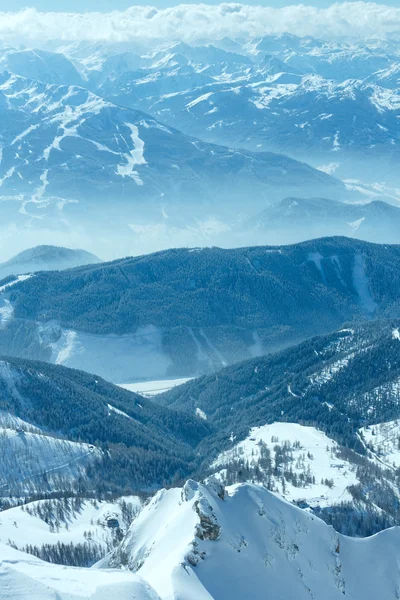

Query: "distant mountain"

xmin=367 ymin=62 xmax=400 ymax=88
xmin=0 ymin=357 xmax=210 ymax=495
xmin=1 ymin=36 xmax=399 ymax=190
xmin=0 ymin=47 xmax=83 ymax=86
xmin=1 ymin=237 xmax=400 ymax=381
xmin=0 ymin=35 xmax=398 ymax=256
xmin=0 ymin=72 xmax=343 ymax=244
xmin=0 ymin=246 xmax=100 ymax=278
xmin=125 ymin=74 xmax=400 ymax=180
xmin=253 ymin=34 xmax=394 ymax=79
xmin=103 ymin=479 xmax=400 ymax=600
xmin=66 ymin=33 xmax=400 ymax=183
xmin=242 ymin=198 xmax=400 ymax=245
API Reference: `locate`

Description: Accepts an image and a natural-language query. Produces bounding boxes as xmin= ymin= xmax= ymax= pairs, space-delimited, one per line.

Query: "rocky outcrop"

xmin=194 ymin=497 xmax=221 ymax=541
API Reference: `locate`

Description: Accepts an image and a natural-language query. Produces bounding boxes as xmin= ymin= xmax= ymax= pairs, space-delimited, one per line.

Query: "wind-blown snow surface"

xmin=104 ymin=480 xmax=400 ymax=600
xmin=0 ymin=542 xmax=160 ymax=600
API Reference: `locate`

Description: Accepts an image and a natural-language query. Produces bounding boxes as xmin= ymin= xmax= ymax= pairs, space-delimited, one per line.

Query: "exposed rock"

xmin=206 ymin=477 xmax=226 ymax=501
xmin=194 ymin=497 xmax=221 ymax=541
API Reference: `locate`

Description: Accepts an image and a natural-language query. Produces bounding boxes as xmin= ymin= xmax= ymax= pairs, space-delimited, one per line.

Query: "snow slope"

xmin=0 ymin=275 xmax=32 ymax=327
xmin=0 ymin=496 xmax=141 ymax=555
xmin=0 ymin=542 xmax=160 ymax=599
xmin=0 ymin=425 xmax=101 ymax=496
xmin=212 ymin=422 xmax=358 ymax=508
xmin=361 ymin=419 xmax=400 ymax=469
xmin=105 ymin=479 xmax=400 ymax=600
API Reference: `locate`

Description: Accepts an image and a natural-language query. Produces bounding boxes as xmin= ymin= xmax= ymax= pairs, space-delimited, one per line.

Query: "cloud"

xmin=0 ymin=2 xmax=399 ymax=47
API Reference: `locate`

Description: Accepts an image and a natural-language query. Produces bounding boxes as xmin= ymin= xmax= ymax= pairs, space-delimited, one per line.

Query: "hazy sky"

xmin=6 ymin=0 xmax=400 ymax=10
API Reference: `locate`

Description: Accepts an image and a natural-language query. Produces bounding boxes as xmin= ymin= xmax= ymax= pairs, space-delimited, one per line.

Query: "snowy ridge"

xmin=104 ymin=479 xmax=400 ymax=600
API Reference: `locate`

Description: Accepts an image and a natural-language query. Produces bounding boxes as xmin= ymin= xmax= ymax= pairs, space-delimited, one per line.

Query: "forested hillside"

xmin=2 ymin=237 xmax=400 ymax=380
xmin=159 ymin=319 xmax=400 ymax=452
xmin=0 ymin=358 xmax=210 ymax=495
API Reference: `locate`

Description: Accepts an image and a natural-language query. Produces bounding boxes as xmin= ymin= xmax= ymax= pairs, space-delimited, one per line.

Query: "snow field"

xmin=0 ymin=496 xmax=142 ymax=552
xmin=0 ymin=542 xmax=160 ymax=600
xmin=212 ymin=422 xmax=358 ymax=507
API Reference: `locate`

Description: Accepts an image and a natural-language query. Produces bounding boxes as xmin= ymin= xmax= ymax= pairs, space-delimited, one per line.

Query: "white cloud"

xmin=0 ymin=3 xmax=399 ymax=46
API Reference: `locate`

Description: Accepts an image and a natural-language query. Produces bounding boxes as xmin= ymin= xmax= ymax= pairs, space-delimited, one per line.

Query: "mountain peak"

xmin=104 ymin=479 xmax=400 ymax=599
xmin=0 ymin=245 xmax=100 ymax=278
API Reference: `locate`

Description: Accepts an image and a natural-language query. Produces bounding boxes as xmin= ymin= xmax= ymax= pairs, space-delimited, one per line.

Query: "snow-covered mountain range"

xmin=156 ymin=318 xmax=400 ymax=531
xmin=64 ymin=34 xmax=400 ymax=182
xmin=1 ymin=25 xmax=400 ymax=597
xmin=118 ymin=68 xmax=400 ymax=180
xmin=2 ymin=315 xmax=400 ymax=586
xmin=2 ymin=305 xmax=400 ymax=532
xmin=0 ymin=32 xmax=399 ymax=256
xmin=0 ymin=70 xmax=343 ymax=258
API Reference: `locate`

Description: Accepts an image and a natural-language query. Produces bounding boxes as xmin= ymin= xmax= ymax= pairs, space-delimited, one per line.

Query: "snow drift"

xmin=0 ymin=542 xmax=160 ymax=599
